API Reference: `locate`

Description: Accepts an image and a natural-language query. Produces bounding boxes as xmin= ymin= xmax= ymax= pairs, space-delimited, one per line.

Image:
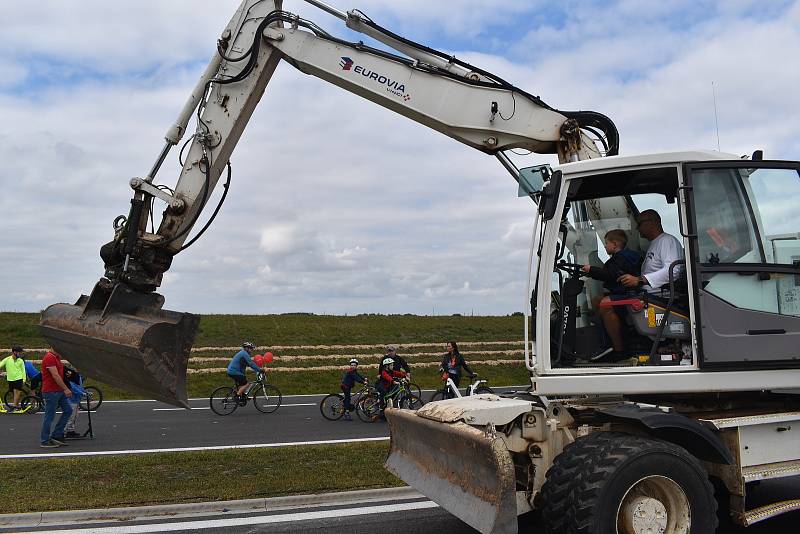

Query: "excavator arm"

xmin=39 ymin=0 xmax=617 ymax=408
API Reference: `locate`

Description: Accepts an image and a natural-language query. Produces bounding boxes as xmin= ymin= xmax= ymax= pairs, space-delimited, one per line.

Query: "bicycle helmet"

xmin=242 ymin=341 xmax=256 ymax=351
xmin=349 ymin=358 xmax=359 ymax=366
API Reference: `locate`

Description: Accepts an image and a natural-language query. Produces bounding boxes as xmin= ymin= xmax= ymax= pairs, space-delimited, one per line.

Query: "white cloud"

xmin=0 ymin=0 xmax=797 ymax=314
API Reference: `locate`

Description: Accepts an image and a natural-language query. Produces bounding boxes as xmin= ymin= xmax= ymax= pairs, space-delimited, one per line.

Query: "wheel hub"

xmin=621 ymin=496 xmax=667 ymax=534
xmin=617 ymin=475 xmax=690 ymax=534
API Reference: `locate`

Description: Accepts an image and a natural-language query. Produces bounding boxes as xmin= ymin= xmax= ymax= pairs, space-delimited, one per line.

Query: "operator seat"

xmin=599 ymin=260 xmax=691 ymax=342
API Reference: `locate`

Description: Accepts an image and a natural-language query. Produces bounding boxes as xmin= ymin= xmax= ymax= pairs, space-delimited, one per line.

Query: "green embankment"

xmin=0 ymin=312 xmax=523 ymax=347
xmin=0 ymin=312 xmax=528 ymax=398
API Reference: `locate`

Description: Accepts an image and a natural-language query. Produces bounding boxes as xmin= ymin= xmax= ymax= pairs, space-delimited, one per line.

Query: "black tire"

xmin=4 ymin=388 xmax=29 ymax=409
xmin=408 ymin=382 xmax=422 ymax=399
xmin=547 ymin=432 xmax=718 ymax=534
xmin=475 ymin=386 xmax=494 ymax=395
xmin=19 ymin=395 xmax=41 ymax=414
xmin=80 ymin=386 xmax=103 ymax=411
xmin=401 ymin=394 xmax=424 ymax=410
xmin=429 ymin=390 xmax=448 ymax=402
xmin=209 ymin=386 xmax=238 ymax=416
xmin=320 ymin=393 xmax=345 ymax=420
xmin=253 ymin=384 xmax=282 ymax=413
xmin=357 ymin=394 xmax=381 ymax=422
xmin=540 ymin=432 xmax=612 ymax=534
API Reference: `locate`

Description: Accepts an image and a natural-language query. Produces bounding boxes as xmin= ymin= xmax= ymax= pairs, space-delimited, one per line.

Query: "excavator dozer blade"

xmin=385 ymin=408 xmax=518 ymax=534
xmin=39 ymin=281 xmax=199 ymax=408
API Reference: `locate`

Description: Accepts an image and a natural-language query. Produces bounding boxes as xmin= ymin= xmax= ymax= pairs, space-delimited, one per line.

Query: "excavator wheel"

xmin=539 ymin=432 xmax=618 ymax=534
xmin=547 ymin=432 xmax=717 ymax=534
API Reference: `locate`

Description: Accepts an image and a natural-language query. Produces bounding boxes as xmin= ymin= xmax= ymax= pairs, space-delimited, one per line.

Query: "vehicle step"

xmin=739 ymin=499 xmax=800 ymax=526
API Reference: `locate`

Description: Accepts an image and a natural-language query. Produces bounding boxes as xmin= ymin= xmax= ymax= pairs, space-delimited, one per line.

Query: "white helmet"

xmin=349 ymin=358 xmax=359 ymax=366
xmin=242 ymin=341 xmax=256 ymax=351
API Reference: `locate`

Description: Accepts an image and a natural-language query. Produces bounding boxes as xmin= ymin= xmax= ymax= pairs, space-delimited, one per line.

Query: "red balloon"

xmin=263 ymin=352 xmax=274 ymax=364
xmin=253 ymin=355 xmax=265 ymax=366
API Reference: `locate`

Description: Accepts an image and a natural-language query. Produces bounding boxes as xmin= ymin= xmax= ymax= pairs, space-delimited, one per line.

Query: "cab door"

xmin=685 ymin=161 xmax=800 ymax=368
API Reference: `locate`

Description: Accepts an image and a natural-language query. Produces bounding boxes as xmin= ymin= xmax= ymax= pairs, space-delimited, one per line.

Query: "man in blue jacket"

xmin=227 ymin=341 xmax=263 ymax=403
xmin=23 ymin=359 xmax=42 ymax=393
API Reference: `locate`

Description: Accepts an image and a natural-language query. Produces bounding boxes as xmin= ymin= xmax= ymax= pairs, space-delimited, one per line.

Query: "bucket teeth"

xmin=39 ymin=282 xmax=198 ymax=408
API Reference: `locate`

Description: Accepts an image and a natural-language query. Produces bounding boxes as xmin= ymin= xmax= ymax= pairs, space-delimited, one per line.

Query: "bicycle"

xmin=5 ymin=382 xmax=102 ymax=413
xmin=358 ymin=378 xmax=422 ymax=423
xmin=209 ymin=371 xmax=282 ymax=415
xmin=319 ymin=382 xmax=376 ymax=421
xmin=430 ymin=374 xmax=494 ymax=402
xmin=0 ymin=394 xmax=39 ymax=414
xmin=4 ymin=385 xmax=43 ymax=414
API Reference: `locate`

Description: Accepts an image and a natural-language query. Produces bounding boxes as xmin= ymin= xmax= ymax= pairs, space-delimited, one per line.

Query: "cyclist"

xmin=227 ymin=342 xmax=263 ymax=404
xmin=23 ymin=358 xmax=42 ymax=394
xmin=376 ymin=351 xmax=407 ymax=412
xmin=439 ymin=340 xmax=476 ymax=399
xmin=1 ymin=346 xmax=27 ymax=411
xmin=385 ymin=345 xmax=412 ymax=380
xmin=340 ymin=358 xmax=367 ymax=421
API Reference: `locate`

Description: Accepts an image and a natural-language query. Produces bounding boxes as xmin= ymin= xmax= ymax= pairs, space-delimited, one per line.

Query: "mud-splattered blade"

xmin=385 ymin=408 xmax=518 ymax=534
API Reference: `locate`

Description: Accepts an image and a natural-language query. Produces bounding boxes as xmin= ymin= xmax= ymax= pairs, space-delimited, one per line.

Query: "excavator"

xmin=39 ymin=1 xmax=800 ymax=533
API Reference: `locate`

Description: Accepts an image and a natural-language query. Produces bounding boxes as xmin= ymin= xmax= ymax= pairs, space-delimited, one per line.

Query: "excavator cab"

xmin=541 ymin=154 xmax=800 ymax=376
xmin=386 ymin=152 xmax=800 ymax=534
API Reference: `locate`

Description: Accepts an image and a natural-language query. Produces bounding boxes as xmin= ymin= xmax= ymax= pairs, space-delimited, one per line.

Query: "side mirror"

xmin=518 ymin=164 xmax=551 ymax=198
xmin=539 ymin=170 xmax=563 ymax=221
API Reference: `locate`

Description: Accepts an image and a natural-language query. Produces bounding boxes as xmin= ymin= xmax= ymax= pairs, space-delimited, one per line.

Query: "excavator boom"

xmin=40 ymin=0 xmax=615 ymax=407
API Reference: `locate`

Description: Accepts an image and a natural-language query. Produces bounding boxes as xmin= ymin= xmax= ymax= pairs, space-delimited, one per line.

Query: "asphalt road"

xmin=0 ymin=393 xmax=389 ymax=456
xmin=2 ymin=391 xmax=799 ymax=533
xmin=5 ymin=484 xmax=800 ymax=534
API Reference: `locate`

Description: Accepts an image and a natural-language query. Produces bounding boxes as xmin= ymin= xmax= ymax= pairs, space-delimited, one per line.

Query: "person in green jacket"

xmin=1 ymin=346 xmax=27 ymax=411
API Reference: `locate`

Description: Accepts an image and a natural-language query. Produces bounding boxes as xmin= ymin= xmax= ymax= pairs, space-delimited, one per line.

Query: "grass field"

xmin=0 ymin=441 xmax=401 ymax=514
xmin=0 ymin=312 xmax=524 ymax=349
xmin=1 ymin=312 xmax=530 ymax=399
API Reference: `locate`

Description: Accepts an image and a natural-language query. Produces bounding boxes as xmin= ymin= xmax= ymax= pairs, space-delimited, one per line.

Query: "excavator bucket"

xmin=39 ymin=281 xmax=199 ymax=408
xmin=385 ymin=408 xmax=518 ymax=534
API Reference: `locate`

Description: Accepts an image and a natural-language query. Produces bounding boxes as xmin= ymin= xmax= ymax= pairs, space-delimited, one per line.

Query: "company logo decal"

xmin=340 ymin=57 xmax=354 ymax=71
xmin=339 ymin=57 xmax=410 ymax=101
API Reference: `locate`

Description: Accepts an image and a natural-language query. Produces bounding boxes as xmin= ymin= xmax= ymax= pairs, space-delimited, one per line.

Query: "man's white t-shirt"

xmin=642 ymin=232 xmax=684 ymax=293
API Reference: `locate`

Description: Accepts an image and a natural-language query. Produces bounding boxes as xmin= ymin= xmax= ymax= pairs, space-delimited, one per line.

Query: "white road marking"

xmin=13 ymin=500 xmax=439 ymax=533
xmin=153 ymin=403 xmax=316 ymax=411
xmin=0 ymin=436 xmax=389 ymax=459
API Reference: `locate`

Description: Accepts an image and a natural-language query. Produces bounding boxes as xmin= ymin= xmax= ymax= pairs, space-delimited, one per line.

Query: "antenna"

xmin=712 ymin=81 xmax=721 ymax=151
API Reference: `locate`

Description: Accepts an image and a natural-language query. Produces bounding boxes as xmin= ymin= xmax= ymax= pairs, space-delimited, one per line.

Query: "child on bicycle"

xmin=340 ymin=358 xmax=367 ymax=421
xmin=376 ymin=352 xmax=407 ymax=412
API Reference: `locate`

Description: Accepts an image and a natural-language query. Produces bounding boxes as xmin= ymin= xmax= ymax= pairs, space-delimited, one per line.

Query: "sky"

xmin=0 ymin=0 xmax=798 ymax=315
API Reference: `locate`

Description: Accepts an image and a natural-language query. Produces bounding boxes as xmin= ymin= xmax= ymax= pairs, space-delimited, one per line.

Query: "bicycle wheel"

xmin=429 ymin=390 xmax=448 ymax=402
xmin=253 ymin=384 xmax=282 ymax=413
xmin=401 ymin=394 xmax=424 ymax=410
xmin=19 ymin=395 xmax=41 ymax=414
xmin=210 ymin=386 xmax=238 ymax=415
xmin=357 ymin=394 xmax=381 ymax=422
xmin=475 ymin=386 xmax=494 ymax=395
xmin=4 ymin=388 xmax=29 ymax=409
xmin=80 ymin=386 xmax=103 ymax=411
xmin=320 ymin=393 xmax=346 ymax=420
xmin=409 ymin=382 xmax=423 ymax=400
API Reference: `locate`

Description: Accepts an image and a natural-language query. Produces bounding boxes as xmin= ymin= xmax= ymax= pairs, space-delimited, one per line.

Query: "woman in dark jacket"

xmin=439 ymin=341 xmax=475 ymax=397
